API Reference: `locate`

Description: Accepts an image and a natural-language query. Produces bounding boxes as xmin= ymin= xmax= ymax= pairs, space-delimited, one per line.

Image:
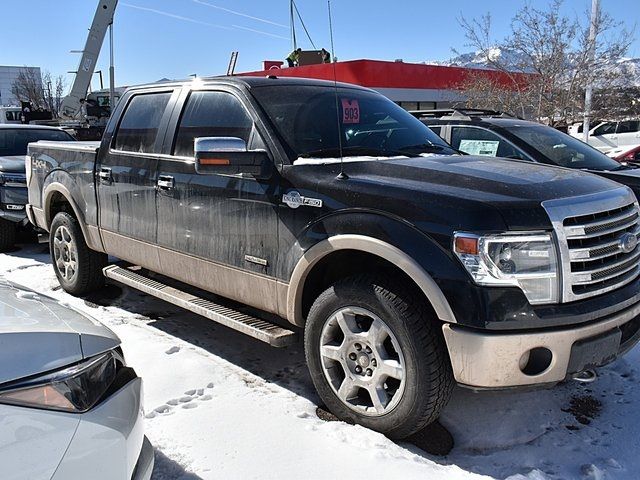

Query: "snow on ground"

xmin=1 ymin=243 xmax=640 ymax=480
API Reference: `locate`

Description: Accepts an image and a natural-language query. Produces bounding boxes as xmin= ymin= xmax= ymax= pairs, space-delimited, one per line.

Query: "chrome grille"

xmin=542 ymin=187 xmax=640 ymax=303
xmin=564 ymin=202 xmax=640 ymax=298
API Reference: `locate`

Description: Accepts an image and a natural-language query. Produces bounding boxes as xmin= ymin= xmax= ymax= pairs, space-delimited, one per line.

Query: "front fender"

xmin=284 ymin=210 xmax=480 ymax=327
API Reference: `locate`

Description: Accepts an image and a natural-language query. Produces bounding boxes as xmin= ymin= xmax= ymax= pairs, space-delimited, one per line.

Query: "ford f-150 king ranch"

xmin=26 ymin=76 xmax=640 ymax=439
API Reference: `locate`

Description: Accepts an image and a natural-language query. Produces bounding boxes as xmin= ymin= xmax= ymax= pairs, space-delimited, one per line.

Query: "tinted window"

xmin=450 ymin=126 xmax=526 ymax=159
xmin=173 ymin=91 xmax=253 ymax=157
xmin=593 ymin=122 xmax=616 ymax=136
xmin=113 ymin=92 xmax=171 ymax=153
xmin=251 ymin=85 xmax=455 ymax=161
xmin=505 ymin=124 xmax=621 ymax=171
xmin=0 ymin=129 xmax=74 ymax=156
xmin=617 ymin=121 xmax=640 ymax=134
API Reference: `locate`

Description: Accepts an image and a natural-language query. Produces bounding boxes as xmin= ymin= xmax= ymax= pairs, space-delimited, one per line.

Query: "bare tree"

xmin=456 ymin=0 xmax=634 ymax=126
xmin=11 ymin=67 xmax=45 ymax=108
xmin=41 ymin=71 xmax=67 ymax=118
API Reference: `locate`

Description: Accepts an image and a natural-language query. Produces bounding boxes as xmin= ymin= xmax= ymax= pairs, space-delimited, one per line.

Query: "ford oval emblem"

xmin=619 ymin=232 xmax=638 ymax=254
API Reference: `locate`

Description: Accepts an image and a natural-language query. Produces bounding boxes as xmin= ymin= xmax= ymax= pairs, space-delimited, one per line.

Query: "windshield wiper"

xmin=397 ymin=143 xmax=459 ymax=155
xmin=299 ymin=146 xmax=404 ymax=159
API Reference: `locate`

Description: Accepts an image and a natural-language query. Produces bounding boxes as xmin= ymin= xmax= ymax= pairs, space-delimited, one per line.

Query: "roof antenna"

xmin=328 ymin=0 xmax=347 ymax=180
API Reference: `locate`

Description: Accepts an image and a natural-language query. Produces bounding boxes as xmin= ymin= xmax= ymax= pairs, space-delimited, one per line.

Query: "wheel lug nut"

xmin=354 ymin=343 xmax=362 ymax=351
xmin=355 ymin=365 xmax=363 ymax=374
xmin=349 ymin=352 xmax=357 ymax=361
xmin=366 ymin=368 xmax=373 ymax=376
xmin=365 ymin=346 xmax=372 ymax=354
xmin=371 ymin=359 xmax=377 ymax=367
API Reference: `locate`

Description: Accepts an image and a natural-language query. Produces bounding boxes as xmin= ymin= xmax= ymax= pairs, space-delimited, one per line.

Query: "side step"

xmin=103 ymin=265 xmax=297 ymax=347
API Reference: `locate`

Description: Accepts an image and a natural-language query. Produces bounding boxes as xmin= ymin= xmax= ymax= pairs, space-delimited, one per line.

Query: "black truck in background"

xmin=26 ymin=76 xmax=640 ymax=438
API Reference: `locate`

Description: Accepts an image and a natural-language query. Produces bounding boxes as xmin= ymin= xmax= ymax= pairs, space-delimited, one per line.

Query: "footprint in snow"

xmin=182 ymin=403 xmax=198 ymax=410
xmin=165 ymin=346 xmax=180 ymax=355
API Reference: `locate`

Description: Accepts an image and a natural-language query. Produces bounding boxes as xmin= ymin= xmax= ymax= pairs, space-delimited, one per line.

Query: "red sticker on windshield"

xmin=341 ymin=99 xmax=360 ymax=124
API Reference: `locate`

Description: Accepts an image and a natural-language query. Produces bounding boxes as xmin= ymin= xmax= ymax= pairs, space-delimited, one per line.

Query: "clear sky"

xmin=2 ymin=0 xmax=638 ymax=89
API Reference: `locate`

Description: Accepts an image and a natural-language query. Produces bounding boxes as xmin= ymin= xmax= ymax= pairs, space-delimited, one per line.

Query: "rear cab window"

xmin=113 ymin=92 xmax=172 ymax=153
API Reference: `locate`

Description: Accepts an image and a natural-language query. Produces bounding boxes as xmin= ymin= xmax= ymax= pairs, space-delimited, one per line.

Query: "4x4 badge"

xmin=282 ymin=191 xmax=323 ymax=209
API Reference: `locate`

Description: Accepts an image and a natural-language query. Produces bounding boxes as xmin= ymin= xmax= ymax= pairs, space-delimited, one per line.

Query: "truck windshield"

xmin=504 ymin=124 xmax=623 ymax=171
xmin=251 ymin=85 xmax=456 ymax=161
xmin=0 ymin=129 xmax=73 ymax=156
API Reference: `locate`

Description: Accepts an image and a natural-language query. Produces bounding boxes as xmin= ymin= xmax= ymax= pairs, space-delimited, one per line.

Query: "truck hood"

xmin=0 ymin=280 xmax=120 ymax=384
xmin=0 ymin=155 xmax=26 ymax=174
xmin=299 ymin=155 xmax=626 ymax=231
xmin=591 ymin=167 xmax=640 ymax=199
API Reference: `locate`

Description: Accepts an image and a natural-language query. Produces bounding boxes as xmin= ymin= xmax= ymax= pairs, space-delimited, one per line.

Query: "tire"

xmin=304 ymin=275 xmax=454 ymax=439
xmin=50 ymin=212 xmax=107 ymax=295
xmin=0 ymin=218 xmax=16 ymax=252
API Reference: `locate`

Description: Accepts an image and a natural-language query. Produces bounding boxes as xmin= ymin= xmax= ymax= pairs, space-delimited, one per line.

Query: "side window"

xmin=173 ymin=91 xmax=253 ymax=157
xmin=592 ymin=122 xmax=616 ymax=136
xmin=617 ymin=121 xmax=640 ymax=134
xmin=450 ymin=126 xmax=525 ymax=159
xmin=113 ymin=92 xmax=171 ymax=153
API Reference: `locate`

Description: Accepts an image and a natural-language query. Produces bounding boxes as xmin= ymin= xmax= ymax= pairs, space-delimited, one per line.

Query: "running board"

xmin=103 ymin=265 xmax=297 ymax=347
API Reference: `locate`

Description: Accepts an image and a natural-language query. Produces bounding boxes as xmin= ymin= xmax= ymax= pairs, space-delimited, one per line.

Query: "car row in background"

xmin=607 ymin=143 xmax=640 ymax=164
xmin=0 ymin=125 xmax=75 ymax=251
xmin=0 ymin=279 xmax=153 ymax=479
xmin=412 ymin=109 xmax=640 ymax=199
xmin=568 ymin=119 xmax=640 ymax=154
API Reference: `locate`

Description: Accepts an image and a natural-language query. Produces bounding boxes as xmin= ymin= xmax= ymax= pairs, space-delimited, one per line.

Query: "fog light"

xmin=519 ymin=347 xmax=553 ymax=376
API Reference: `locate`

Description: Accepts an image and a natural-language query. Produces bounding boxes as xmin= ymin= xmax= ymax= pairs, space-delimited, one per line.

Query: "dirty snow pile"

xmin=1 ymin=244 xmax=639 ymax=480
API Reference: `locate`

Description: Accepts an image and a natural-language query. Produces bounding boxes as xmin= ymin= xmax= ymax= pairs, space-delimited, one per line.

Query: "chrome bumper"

xmin=443 ymin=300 xmax=640 ymax=389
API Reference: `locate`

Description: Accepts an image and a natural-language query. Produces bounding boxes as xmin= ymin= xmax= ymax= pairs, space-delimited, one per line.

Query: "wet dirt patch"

xmin=563 ymin=394 xmax=602 ymax=426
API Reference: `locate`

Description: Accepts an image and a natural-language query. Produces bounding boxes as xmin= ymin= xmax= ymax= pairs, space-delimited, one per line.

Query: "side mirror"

xmin=194 ymin=137 xmax=270 ymax=177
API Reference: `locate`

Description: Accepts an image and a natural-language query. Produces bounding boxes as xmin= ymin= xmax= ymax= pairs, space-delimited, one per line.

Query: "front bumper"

xmin=0 ymin=185 xmax=28 ymax=224
xmin=51 ymin=375 xmax=153 ymax=480
xmin=443 ymin=298 xmax=640 ymax=389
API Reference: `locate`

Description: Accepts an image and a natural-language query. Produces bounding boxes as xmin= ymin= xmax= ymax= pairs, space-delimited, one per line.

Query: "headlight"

xmin=453 ymin=232 xmax=559 ymax=304
xmin=0 ymin=352 xmax=117 ymax=413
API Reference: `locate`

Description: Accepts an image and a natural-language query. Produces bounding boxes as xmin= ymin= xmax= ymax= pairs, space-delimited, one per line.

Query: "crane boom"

xmin=59 ymin=0 xmax=118 ymax=120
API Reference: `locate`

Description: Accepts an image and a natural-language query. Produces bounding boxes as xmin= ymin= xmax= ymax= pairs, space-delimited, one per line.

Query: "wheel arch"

xmin=287 ymin=234 xmax=457 ymax=327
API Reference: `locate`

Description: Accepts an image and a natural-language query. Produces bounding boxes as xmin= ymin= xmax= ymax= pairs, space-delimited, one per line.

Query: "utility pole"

xmin=109 ymin=23 xmax=115 ymax=110
xmin=583 ymin=0 xmax=599 ymax=143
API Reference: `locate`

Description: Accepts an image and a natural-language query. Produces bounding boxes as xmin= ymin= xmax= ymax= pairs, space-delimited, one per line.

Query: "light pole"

xmin=583 ymin=0 xmax=599 ymax=143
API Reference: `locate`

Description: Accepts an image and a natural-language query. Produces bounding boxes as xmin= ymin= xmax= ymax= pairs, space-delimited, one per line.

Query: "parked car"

xmin=569 ymin=119 xmax=640 ymax=153
xmin=0 ymin=279 xmax=153 ymax=479
xmin=0 ymin=107 xmax=22 ymax=125
xmin=27 ymin=77 xmax=640 ymax=439
xmin=607 ymin=144 xmax=640 ymax=164
xmin=0 ymin=125 xmax=75 ymax=251
xmin=414 ymin=109 xmax=640 ymax=199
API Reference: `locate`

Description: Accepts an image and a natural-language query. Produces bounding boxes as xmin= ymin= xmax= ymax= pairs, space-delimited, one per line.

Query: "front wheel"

xmin=50 ymin=212 xmax=107 ymax=295
xmin=304 ymin=275 xmax=454 ymax=439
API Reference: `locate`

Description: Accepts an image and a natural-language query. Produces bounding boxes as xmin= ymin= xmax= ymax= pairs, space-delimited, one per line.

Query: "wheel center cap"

xmin=357 ymin=354 xmax=370 ymax=368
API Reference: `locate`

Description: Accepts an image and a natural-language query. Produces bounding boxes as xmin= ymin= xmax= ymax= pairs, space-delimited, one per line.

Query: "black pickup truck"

xmin=27 ymin=76 xmax=640 ymax=439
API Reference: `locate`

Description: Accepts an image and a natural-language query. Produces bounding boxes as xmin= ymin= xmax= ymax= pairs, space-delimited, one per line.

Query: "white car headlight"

xmin=453 ymin=232 xmax=559 ymax=305
xmin=0 ymin=352 xmax=117 ymax=413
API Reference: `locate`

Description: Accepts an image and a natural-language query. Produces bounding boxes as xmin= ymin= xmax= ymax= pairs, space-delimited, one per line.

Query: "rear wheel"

xmin=50 ymin=212 xmax=107 ymax=295
xmin=0 ymin=218 xmax=17 ymax=252
xmin=304 ymin=275 xmax=454 ymax=439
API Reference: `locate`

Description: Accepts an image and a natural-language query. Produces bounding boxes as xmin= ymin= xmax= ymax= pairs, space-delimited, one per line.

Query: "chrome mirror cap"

xmin=194 ymin=137 xmax=247 ymax=153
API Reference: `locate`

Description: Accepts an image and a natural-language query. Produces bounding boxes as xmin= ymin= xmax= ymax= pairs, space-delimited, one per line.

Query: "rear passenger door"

xmin=97 ymin=89 xmax=178 ymax=270
xmin=154 ymin=87 xmax=281 ymax=312
xmin=616 ymin=120 xmax=640 ymax=149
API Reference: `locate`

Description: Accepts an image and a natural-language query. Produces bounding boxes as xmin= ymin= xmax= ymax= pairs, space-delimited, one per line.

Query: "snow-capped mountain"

xmin=429 ymin=48 xmax=640 ymax=86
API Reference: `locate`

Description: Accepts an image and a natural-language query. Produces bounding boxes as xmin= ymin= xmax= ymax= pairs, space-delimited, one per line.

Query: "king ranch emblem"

xmin=282 ymin=191 xmax=323 ymax=209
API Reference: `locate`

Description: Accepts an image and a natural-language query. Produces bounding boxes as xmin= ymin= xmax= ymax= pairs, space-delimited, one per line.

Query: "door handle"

xmin=98 ymin=167 xmax=112 ymax=183
xmin=157 ymin=175 xmax=175 ymax=190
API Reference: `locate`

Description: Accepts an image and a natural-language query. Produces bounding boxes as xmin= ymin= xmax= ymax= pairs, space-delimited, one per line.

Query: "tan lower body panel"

xmin=442 ymin=300 xmax=640 ymax=388
xmin=100 ymin=230 xmax=284 ymax=318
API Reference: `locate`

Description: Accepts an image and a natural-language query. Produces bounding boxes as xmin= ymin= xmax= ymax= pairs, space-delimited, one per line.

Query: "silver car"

xmin=0 ymin=279 xmax=153 ymax=480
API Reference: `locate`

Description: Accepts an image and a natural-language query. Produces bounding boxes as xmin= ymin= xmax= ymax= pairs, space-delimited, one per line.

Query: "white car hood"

xmin=0 ymin=280 xmax=120 ymax=384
